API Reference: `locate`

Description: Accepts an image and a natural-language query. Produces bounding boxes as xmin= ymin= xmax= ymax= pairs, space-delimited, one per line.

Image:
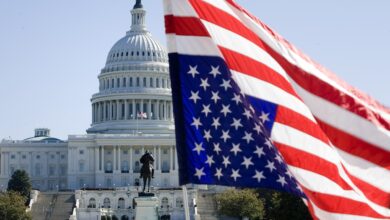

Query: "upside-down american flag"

xmin=163 ymin=0 xmax=390 ymax=219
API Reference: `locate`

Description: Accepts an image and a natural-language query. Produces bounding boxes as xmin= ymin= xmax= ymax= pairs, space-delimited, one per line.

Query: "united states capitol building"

xmin=0 ymin=1 xmax=204 ymax=219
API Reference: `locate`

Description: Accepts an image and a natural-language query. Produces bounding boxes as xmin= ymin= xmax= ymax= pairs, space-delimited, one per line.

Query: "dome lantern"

xmin=130 ymin=0 xmax=146 ymax=32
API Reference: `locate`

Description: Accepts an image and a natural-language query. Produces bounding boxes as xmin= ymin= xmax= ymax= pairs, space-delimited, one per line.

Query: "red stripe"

xmin=219 ymin=47 xmax=299 ymax=97
xmin=317 ymin=119 xmax=390 ymax=169
xmin=341 ymin=164 xmax=390 ymax=208
xmin=275 ymin=142 xmax=352 ymax=190
xmin=164 ymin=15 xmax=210 ymax=36
xmin=190 ymin=0 xmax=390 ymax=131
xmin=302 ymin=187 xmax=387 ymax=218
xmin=275 ymin=105 xmax=329 ymax=144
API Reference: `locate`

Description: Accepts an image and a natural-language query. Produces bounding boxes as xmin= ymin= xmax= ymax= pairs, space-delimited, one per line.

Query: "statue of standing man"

xmin=140 ymin=150 xmax=154 ymax=192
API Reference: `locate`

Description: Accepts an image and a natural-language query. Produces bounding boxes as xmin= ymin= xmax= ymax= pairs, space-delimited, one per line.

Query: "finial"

xmin=133 ymin=0 xmax=143 ymax=9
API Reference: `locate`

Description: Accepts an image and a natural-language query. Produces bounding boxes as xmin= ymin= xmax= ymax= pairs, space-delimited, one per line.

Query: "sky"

xmin=0 ymin=0 xmax=389 ymax=140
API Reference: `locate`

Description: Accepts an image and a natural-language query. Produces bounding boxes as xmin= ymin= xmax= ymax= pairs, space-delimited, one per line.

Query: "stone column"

xmin=140 ymin=99 xmax=144 ymax=119
xmin=170 ymin=146 xmax=173 ymax=171
xmin=118 ymin=146 xmax=121 ymax=172
xmin=113 ymin=146 xmax=117 ymax=171
xmin=116 ymin=100 xmax=120 ymax=120
xmin=148 ymin=99 xmax=152 ymax=120
xmin=124 ymin=100 xmax=129 ymax=120
xmin=95 ymin=147 xmax=99 ymax=172
xmin=158 ymin=147 xmax=161 ymax=171
xmin=102 ymin=147 xmax=105 ymax=172
xmin=132 ymin=99 xmax=136 ymax=119
xmin=129 ymin=147 xmax=133 ymax=171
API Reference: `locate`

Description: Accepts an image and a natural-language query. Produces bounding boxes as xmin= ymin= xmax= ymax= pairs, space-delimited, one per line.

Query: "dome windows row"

xmin=101 ymin=64 xmax=169 ymax=74
xmin=108 ymin=50 xmax=167 ymax=62
xmin=100 ymin=76 xmax=171 ymax=90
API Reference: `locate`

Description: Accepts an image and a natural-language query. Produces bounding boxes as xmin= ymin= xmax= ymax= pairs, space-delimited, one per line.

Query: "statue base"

xmin=134 ymin=196 xmax=158 ymax=220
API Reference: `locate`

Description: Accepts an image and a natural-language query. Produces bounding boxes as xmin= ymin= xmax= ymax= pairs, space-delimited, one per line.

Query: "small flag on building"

xmin=163 ymin=0 xmax=390 ymax=219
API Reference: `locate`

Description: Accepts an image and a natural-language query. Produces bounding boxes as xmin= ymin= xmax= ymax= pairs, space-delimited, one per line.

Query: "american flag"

xmin=163 ymin=0 xmax=390 ymax=219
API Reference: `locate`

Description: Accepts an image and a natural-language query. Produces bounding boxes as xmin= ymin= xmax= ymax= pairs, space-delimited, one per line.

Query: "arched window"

xmin=121 ymin=160 xmax=129 ymax=172
xmin=123 ymin=78 xmax=126 ymax=87
xmin=103 ymin=198 xmax=110 ymax=208
xmin=118 ymin=198 xmax=125 ymax=209
xmin=117 ymin=78 xmax=120 ymax=87
xmin=111 ymin=79 xmax=114 ymax=88
xmin=129 ymin=78 xmax=133 ymax=87
xmin=161 ymin=197 xmax=169 ymax=208
xmin=156 ymin=78 xmax=160 ymax=88
xmin=176 ymin=197 xmax=183 ymax=208
xmin=136 ymin=77 xmax=140 ymax=87
xmin=150 ymin=77 xmax=153 ymax=87
xmin=88 ymin=198 xmax=96 ymax=208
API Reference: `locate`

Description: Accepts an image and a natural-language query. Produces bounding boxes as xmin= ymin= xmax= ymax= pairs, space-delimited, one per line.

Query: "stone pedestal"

xmin=134 ymin=195 xmax=158 ymax=220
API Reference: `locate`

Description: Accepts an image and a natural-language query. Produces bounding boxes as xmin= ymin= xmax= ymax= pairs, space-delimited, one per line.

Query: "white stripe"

xmin=224 ymin=2 xmax=390 ymax=123
xmin=201 ymin=20 xmax=289 ymax=82
xmin=231 ymin=70 xmax=315 ymax=122
xmin=336 ymin=149 xmax=390 ymax=192
xmin=166 ymin=34 xmax=222 ymax=57
xmin=293 ymin=81 xmax=390 ymax=152
xmin=309 ymin=200 xmax=389 ymax=220
xmin=202 ymin=0 xmax=240 ymax=20
xmin=273 ymin=122 xmax=390 ymax=192
xmin=163 ymin=0 xmax=197 ymax=17
xmin=290 ymin=166 xmax=390 ymax=217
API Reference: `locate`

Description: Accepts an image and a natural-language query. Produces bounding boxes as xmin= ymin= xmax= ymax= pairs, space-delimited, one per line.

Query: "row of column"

xmin=99 ymin=75 xmax=170 ymax=91
xmin=92 ymin=99 xmax=173 ymax=123
xmin=94 ymin=146 xmax=177 ymax=173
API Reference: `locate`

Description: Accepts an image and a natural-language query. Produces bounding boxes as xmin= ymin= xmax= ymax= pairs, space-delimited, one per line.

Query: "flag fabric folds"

xmin=163 ymin=0 xmax=390 ymax=219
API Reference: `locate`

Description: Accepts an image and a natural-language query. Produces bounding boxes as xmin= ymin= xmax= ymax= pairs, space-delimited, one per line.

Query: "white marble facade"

xmin=0 ymin=0 xmax=180 ymax=192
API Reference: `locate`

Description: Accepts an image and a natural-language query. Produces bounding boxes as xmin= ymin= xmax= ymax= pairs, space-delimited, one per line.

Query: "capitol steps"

xmin=30 ymin=192 xmax=74 ymax=220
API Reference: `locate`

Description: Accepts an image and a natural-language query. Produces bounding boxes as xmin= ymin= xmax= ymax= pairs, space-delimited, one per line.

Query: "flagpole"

xmin=182 ymin=185 xmax=191 ymax=220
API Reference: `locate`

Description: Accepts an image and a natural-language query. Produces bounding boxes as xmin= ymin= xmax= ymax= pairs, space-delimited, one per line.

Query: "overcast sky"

xmin=0 ymin=0 xmax=389 ymax=140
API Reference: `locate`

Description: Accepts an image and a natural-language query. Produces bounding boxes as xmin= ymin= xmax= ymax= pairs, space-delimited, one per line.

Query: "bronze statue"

xmin=139 ymin=150 xmax=154 ymax=192
xmin=134 ymin=0 xmax=143 ymax=9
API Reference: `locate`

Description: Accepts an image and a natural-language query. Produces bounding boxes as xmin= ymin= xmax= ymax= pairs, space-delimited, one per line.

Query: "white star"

xmin=249 ymin=105 xmax=255 ymax=113
xmin=264 ymin=139 xmax=273 ymax=148
xmin=220 ymin=104 xmax=232 ymax=117
xmin=254 ymin=146 xmax=265 ymax=158
xmin=187 ymin=65 xmax=199 ymax=78
xmin=242 ymin=132 xmax=254 ymax=144
xmin=253 ymin=170 xmax=266 ymax=183
xmin=189 ymin=91 xmax=201 ymax=104
xmin=276 ymin=175 xmax=287 ymax=187
xmin=231 ymin=93 xmax=242 ymax=105
xmin=220 ymin=79 xmax=232 ymax=91
xmin=265 ymin=160 xmax=276 ymax=173
xmin=214 ymin=167 xmax=223 ymax=180
xmin=201 ymin=104 xmax=212 ymax=117
xmin=200 ymin=78 xmax=210 ymax=91
xmin=213 ymin=143 xmax=222 ymax=155
xmin=211 ymin=91 xmax=221 ymax=104
xmin=253 ymin=123 xmax=261 ymax=134
xmin=222 ymin=156 xmax=231 ymax=168
xmin=220 ymin=130 xmax=231 ymax=142
xmin=205 ymin=155 xmax=215 ymax=167
xmin=211 ymin=117 xmax=221 ymax=130
xmin=259 ymin=111 xmax=270 ymax=123
xmin=230 ymin=118 xmax=243 ymax=130
xmin=275 ymin=154 xmax=283 ymax=164
xmin=209 ymin=65 xmax=221 ymax=78
xmin=230 ymin=169 xmax=241 ymax=181
xmin=243 ymin=109 xmax=253 ymax=120
xmin=230 ymin=143 xmax=242 ymax=156
xmin=241 ymin=156 xmax=254 ymax=169
xmin=193 ymin=142 xmax=205 ymax=155
xmin=191 ymin=117 xmax=202 ymax=130
xmin=194 ymin=167 xmax=206 ymax=180
xmin=285 ymin=170 xmax=293 ymax=179
xmin=203 ymin=130 xmax=212 ymax=142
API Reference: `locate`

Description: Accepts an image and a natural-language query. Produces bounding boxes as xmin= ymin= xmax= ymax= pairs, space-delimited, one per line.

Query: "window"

xmin=163 ymin=149 xmax=168 ymax=154
xmin=118 ymin=198 xmax=125 ymax=209
xmin=36 ymin=155 xmax=40 ymax=159
xmin=156 ymin=78 xmax=160 ymax=88
xmin=103 ymin=198 xmax=111 ymax=208
xmin=135 ymin=149 xmax=140 ymax=154
xmin=79 ymin=150 xmax=84 ymax=155
xmin=150 ymin=77 xmax=153 ymax=87
xmin=111 ymin=79 xmax=114 ymax=88
xmin=123 ymin=150 xmax=128 ymax=155
xmin=136 ymin=77 xmax=140 ymax=87
xmin=60 ymin=165 xmax=66 ymax=175
xmin=121 ymin=160 xmax=129 ymax=172
xmin=105 ymin=161 xmax=112 ymax=173
xmin=143 ymin=78 xmax=147 ymax=87
xmin=121 ymin=52 xmax=123 ymax=57
xmin=88 ymin=198 xmax=96 ymax=208
xmin=117 ymin=78 xmax=120 ymax=87
xmin=123 ymin=78 xmax=126 ymax=87
xmin=142 ymin=52 xmax=145 ymax=56
xmin=176 ymin=197 xmax=184 ymax=208
xmin=61 ymin=154 xmax=65 ymax=159
xmin=11 ymin=155 xmax=15 ymax=159
xmin=51 ymin=154 xmax=55 ymax=159
xmin=162 ymin=79 xmax=166 ymax=88
xmin=129 ymin=78 xmax=133 ymax=87
xmin=49 ymin=165 xmax=55 ymax=176
xmin=161 ymin=197 xmax=169 ymax=208
xmin=79 ymin=161 xmax=85 ymax=172
xmin=131 ymin=51 xmax=134 ymax=56
xmin=22 ymin=155 xmax=26 ymax=159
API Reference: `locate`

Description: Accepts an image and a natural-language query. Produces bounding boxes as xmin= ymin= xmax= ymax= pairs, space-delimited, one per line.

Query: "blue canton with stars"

xmin=169 ymin=54 xmax=305 ymax=197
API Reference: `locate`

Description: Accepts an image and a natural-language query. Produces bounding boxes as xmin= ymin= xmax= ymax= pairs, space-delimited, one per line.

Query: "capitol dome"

xmin=87 ymin=0 xmax=174 ymax=135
